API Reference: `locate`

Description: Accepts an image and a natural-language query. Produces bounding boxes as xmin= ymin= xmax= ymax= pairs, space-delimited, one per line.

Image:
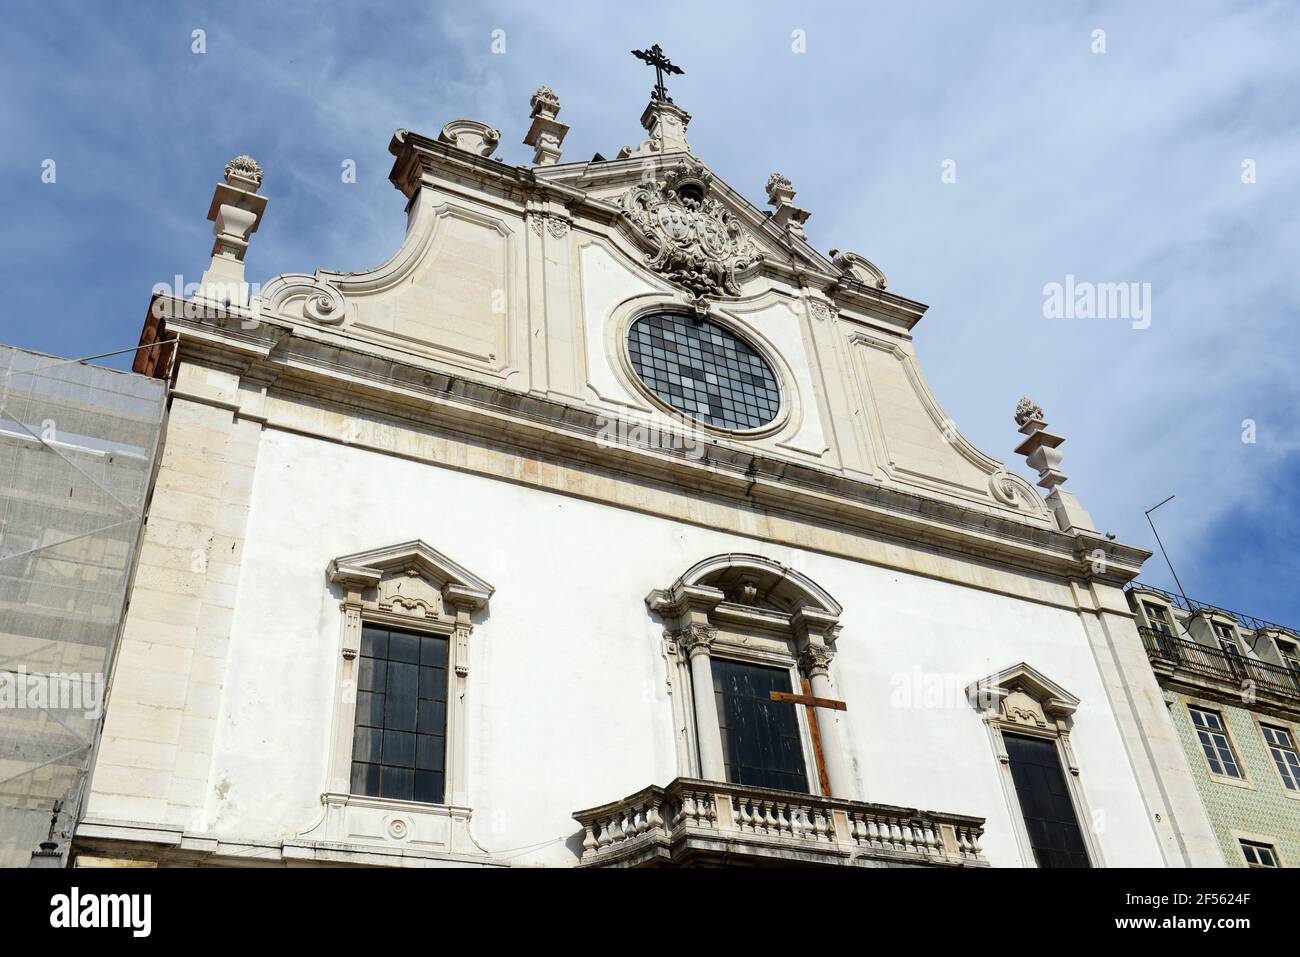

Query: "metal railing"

xmin=1127 ymin=581 xmax=1294 ymax=637
xmin=1138 ymin=627 xmax=1300 ymax=700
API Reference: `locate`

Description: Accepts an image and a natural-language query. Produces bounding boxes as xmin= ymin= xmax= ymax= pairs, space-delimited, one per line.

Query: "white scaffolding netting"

xmin=0 ymin=344 xmax=165 ymax=866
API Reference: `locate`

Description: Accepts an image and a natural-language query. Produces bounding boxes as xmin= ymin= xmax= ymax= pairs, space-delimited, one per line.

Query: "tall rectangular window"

xmin=711 ymin=658 xmax=808 ymax=794
xmin=1261 ymin=724 xmax=1300 ymax=792
xmin=1143 ymin=603 xmax=1181 ymax=657
xmin=1214 ymin=622 xmax=1241 ymax=657
xmin=1239 ymin=839 xmax=1279 ymax=867
xmin=1280 ymin=643 xmax=1300 ymax=690
xmin=1189 ymin=706 xmax=1243 ymax=779
xmin=1003 ymin=733 xmax=1090 ymax=868
xmin=1144 ymin=603 xmax=1172 ymax=636
xmin=350 ymin=624 xmax=448 ymax=804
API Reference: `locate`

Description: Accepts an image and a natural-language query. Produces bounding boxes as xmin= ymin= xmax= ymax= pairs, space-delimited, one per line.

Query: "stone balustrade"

xmin=573 ymin=777 xmax=987 ymax=868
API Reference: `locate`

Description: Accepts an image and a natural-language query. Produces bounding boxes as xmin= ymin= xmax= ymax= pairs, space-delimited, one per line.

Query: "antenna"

xmin=1144 ymin=495 xmax=1195 ymax=637
xmin=1145 ymin=494 xmax=1265 ymax=655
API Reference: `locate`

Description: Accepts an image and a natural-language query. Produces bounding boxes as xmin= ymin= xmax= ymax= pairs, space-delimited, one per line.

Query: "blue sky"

xmin=2 ymin=1 xmax=1296 ymax=623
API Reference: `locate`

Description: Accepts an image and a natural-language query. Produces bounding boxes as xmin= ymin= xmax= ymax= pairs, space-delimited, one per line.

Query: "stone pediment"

xmin=327 ymin=540 xmax=494 ymax=615
xmin=967 ymin=662 xmax=1080 ymax=722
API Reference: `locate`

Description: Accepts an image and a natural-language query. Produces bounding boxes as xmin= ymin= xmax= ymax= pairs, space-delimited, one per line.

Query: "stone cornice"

xmin=142 ymin=297 xmax=1151 ymax=590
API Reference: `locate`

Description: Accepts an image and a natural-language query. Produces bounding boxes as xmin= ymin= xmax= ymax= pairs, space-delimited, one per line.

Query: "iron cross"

xmin=632 ymin=44 xmax=684 ymax=103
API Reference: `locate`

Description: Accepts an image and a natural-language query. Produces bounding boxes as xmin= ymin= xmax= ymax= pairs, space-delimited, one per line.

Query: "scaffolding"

xmin=0 ymin=344 xmax=166 ymax=866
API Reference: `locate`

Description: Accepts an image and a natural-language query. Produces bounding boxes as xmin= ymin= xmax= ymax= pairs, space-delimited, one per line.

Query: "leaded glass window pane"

xmin=627 ymin=313 xmax=780 ymax=431
xmin=710 ymin=658 xmax=808 ymax=794
xmin=350 ymin=624 xmax=448 ymax=804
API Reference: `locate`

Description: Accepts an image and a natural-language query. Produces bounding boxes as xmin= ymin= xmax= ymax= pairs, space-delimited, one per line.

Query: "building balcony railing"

xmin=573 ymin=777 xmax=988 ymax=868
xmin=1139 ymin=626 xmax=1300 ymax=703
xmin=1127 ymin=581 xmax=1291 ymax=637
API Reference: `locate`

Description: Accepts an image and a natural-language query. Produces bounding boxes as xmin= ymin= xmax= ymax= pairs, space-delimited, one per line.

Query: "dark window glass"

xmin=1003 ymin=733 xmax=1090 ymax=868
xmin=350 ymin=624 xmax=448 ymax=804
xmin=627 ymin=313 xmax=780 ymax=431
xmin=1239 ymin=839 xmax=1279 ymax=867
xmin=710 ymin=658 xmax=808 ymax=793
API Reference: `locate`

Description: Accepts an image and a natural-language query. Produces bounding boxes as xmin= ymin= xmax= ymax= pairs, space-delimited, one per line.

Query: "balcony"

xmin=1139 ymin=627 xmax=1300 ymax=706
xmin=573 ymin=777 xmax=988 ymax=868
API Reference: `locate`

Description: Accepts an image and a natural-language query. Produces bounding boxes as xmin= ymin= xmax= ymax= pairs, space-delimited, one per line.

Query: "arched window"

xmin=646 ymin=554 xmax=854 ymax=799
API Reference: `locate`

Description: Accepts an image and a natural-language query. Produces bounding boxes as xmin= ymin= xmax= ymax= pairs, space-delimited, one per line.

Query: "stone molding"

xmin=141 ymin=294 xmax=1151 ymax=594
xmin=74 ymin=816 xmax=504 ymax=868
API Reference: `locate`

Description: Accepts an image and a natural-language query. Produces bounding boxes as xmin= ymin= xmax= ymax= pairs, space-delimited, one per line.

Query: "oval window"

xmin=627 ymin=313 xmax=780 ymax=431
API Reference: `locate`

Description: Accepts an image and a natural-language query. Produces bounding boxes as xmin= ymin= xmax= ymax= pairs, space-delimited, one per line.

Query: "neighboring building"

xmin=0 ymin=344 xmax=166 ymax=866
xmin=72 ymin=63 xmax=1222 ymax=868
xmin=1128 ymin=582 xmax=1300 ymax=867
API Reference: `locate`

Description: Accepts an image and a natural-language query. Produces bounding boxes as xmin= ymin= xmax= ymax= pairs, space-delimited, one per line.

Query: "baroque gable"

xmin=133 ymin=86 xmax=1153 ymax=591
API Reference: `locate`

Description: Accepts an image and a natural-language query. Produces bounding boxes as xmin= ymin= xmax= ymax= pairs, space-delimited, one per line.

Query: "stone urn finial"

xmin=530 ymin=86 xmax=561 ymax=119
xmin=765 ymin=172 xmax=795 ymax=206
xmin=1010 ymin=398 xmax=1099 ymax=534
xmin=1013 ymin=398 xmax=1066 ymax=492
xmin=524 ymin=85 xmax=569 ymax=166
xmin=764 ymin=172 xmax=810 ymax=238
xmin=223 ymin=154 xmax=264 ymax=192
xmin=1014 ymin=397 xmax=1044 ymax=427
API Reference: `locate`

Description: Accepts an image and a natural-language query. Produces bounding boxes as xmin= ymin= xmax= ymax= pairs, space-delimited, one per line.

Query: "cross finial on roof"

xmin=631 ymin=43 xmax=684 ymax=103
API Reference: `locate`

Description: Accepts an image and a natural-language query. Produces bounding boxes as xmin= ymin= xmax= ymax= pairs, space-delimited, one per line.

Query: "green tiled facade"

xmin=1167 ymin=692 xmax=1300 ymax=866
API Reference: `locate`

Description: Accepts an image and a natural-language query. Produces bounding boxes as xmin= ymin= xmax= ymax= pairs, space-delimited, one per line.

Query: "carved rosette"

xmin=620 ymin=160 xmax=762 ymax=298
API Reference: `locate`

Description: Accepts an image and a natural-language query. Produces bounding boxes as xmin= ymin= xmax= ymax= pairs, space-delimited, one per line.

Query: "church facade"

xmin=74 ymin=68 xmax=1223 ymax=867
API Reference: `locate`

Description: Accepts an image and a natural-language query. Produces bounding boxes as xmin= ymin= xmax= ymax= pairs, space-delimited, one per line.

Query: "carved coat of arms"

xmin=620 ymin=162 xmax=762 ymax=298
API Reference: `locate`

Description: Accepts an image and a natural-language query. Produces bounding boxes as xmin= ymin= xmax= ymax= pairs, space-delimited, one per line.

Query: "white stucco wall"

xmin=207 ymin=427 xmax=1164 ymax=866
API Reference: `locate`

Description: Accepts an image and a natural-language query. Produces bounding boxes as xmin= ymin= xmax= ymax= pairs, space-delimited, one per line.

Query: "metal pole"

xmin=1145 ymin=495 xmax=1194 ymax=636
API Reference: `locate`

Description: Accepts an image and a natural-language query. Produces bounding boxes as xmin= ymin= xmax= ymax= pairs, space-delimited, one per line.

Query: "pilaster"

xmin=88 ymin=364 xmax=264 ymax=831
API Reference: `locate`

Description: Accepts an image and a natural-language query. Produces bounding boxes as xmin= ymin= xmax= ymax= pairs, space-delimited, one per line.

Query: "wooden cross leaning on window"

xmin=771 ymin=678 xmax=846 ymax=797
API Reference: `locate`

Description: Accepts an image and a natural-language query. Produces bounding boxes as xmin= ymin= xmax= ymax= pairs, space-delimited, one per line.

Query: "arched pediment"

xmin=671 ymin=553 xmax=842 ymax=617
